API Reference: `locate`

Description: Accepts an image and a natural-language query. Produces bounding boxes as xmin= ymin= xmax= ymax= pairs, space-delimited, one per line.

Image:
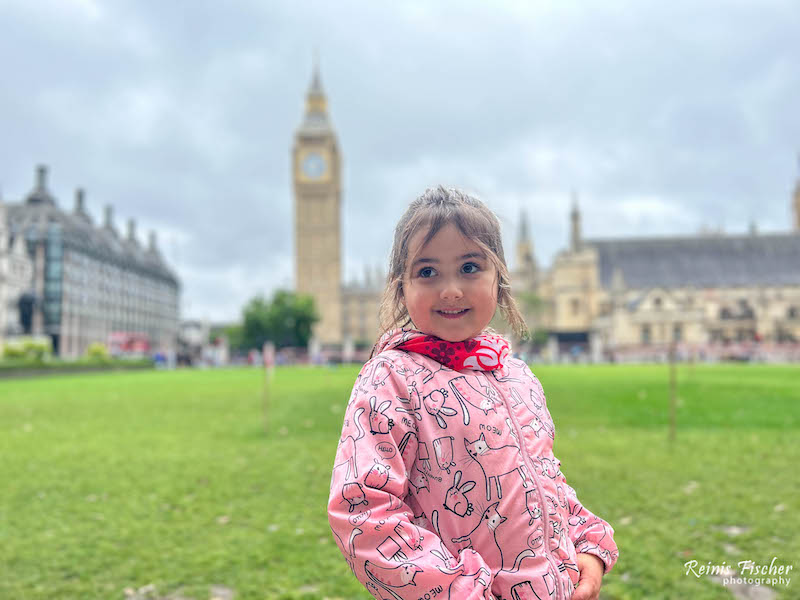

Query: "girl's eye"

xmin=461 ymin=262 xmax=480 ymax=274
xmin=417 ymin=267 xmax=436 ymax=278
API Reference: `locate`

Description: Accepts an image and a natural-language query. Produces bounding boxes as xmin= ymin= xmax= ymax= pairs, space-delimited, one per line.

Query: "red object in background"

xmin=109 ymin=331 xmax=151 ymax=355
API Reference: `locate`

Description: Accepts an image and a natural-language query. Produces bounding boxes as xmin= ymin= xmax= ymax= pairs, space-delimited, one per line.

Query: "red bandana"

xmin=397 ymin=333 xmax=510 ymax=371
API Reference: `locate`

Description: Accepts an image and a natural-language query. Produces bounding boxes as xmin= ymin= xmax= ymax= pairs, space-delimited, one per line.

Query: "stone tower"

xmin=570 ymin=191 xmax=582 ymax=252
xmin=293 ymin=63 xmax=343 ymax=347
xmin=515 ymin=208 xmax=537 ymax=286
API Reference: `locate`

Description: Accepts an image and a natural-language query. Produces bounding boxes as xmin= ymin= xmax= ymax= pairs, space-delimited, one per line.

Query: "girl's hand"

xmin=572 ymin=553 xmax=605 ymax=600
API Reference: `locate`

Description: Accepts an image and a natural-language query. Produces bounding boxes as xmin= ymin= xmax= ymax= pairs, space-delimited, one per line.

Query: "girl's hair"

xmin=377 ymin=185 xmax=528 ymax=341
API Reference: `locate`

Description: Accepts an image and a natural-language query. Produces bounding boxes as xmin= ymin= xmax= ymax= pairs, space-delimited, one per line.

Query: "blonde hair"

xmin=377 ymin=185 xmax=528 ymax=342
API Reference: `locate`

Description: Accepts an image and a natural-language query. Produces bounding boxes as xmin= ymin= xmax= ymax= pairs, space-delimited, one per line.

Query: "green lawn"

xmin=0 ymin=364 xmax=798 ymax=599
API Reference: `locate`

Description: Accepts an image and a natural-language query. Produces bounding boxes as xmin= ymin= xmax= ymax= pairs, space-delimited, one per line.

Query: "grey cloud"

xmin=2 ymin=0 xmax=799 ymax=321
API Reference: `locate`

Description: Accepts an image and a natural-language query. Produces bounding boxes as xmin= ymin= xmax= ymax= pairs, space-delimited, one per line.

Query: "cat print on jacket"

xmin=365 ymin=560 xmax=423 ymax=600
xmin=451 ymin=503 xmax=536 ymax=574
xmin=464 ymin=433 xmax=530 ymax=500
xmin=328 ymin=329 xmax=619 ymax=600
xmin=333 ymin=406 xmax=366 ymax=480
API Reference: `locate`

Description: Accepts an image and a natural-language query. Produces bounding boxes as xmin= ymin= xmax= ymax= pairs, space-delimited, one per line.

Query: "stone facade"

xmin=0 ymin=196 xmax=35 ymax=349
xmin=3 ymin=166 xmax=180 ymax=359
xmin=514 ymin=185 xmax=800 ymax=361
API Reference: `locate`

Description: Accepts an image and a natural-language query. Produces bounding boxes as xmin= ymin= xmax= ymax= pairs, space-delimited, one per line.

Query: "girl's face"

xmin=402 ymin=223 xmax=498 ymax=342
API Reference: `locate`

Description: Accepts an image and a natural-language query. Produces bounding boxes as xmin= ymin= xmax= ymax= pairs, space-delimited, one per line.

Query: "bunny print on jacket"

xmin=328 ymin=330 xmax=618 ymax=600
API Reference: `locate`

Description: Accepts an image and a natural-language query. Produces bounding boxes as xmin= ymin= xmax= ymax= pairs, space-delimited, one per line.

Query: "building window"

xmin=571 ymin=298 xmax=580 ymax=316
xmin=673 ymin=323 xmax=682 ymax=342
xmin=641 ymin=324 xmax=651 ymax=346
xmin=788 ymin=306 xmax=798 ymax=320
xmin=737 ymin=329 xmax=755 ymax=342
xmin=739 ymin=299 xmax=755 ymax=319
xmin=653 ymin=297 xmax=662 ymax=310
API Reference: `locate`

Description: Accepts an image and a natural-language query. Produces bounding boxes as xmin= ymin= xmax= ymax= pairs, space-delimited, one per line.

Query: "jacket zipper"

xmin=485 ymin=374 xmax=565 ymax=600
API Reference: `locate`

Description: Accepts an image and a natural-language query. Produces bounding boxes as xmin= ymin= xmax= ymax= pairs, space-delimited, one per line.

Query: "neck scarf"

xmin=396 ymin=333 xmax=510 ymax=371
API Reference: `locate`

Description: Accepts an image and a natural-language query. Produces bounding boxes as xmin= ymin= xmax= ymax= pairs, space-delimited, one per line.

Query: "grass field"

xmin=1 ymin=364 xmax=798 ymax=599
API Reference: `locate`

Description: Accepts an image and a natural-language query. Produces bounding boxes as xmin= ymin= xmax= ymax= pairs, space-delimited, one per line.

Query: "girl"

xmin=328 ymin=187 xmax=618 ymax=600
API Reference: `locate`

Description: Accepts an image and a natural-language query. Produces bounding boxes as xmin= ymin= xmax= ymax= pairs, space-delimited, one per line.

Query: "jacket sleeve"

xmin=328 ymin=356 xmax=495 ymax=599
xmin=557 ymin=467 xmax=619 ymax=573
xmin=530 ymin=372 xmax=619 ymax=574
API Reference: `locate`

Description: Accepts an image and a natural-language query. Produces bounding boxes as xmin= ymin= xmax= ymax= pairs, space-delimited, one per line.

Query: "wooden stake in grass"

xmin=668 ymin=342 xmax=677 ymax=443
xmin=263 ymin=342 xmax=276 ymax=436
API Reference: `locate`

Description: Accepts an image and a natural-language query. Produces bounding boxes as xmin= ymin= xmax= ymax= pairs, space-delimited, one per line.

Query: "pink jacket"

xmin=328 ymin=330 xmax=618 ymax=600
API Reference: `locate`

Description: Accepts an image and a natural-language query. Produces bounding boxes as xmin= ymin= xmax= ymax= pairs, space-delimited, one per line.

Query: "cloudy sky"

xmin=2 ymin=0 xmax=799 ymax=322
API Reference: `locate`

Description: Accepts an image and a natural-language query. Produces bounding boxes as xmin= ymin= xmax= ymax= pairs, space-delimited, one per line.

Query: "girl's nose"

xmin=440 ymin=281 xmax=464 ymax=301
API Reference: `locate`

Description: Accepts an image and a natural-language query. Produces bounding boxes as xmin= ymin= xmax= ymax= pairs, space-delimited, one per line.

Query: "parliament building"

xmin=294 ymin=67 xmax=800 ymax=361
xmin=513 ymin=187 xmax=800 ymax=361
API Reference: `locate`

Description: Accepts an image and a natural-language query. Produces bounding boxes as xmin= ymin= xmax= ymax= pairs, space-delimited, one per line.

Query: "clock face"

xmin=301 ymin=152 xmax=327 ymax=180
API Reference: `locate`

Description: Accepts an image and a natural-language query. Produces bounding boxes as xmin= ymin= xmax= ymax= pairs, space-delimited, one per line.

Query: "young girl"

xmin=328 ymin=187 xmax=618 ymax=600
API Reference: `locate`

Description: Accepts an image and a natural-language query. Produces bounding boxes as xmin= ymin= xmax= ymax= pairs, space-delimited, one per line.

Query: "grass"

xmin=0 ymin=364 xmax=798 ymax=599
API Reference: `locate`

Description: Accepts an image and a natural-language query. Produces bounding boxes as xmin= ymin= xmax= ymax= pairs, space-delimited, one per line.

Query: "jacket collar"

xmin=374 ymin=329 xmax=511 ymax=371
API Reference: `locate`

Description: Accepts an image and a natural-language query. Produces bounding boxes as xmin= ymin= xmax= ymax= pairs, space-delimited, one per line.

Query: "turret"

xmin=73 ymin=188 xmax=93 ymax=224
xmin=515 ymin=208 xmax=536 ymax=274
xmin=103 ymin=204 xmax=117 ymax=235
xmin=570 ymin=191 xmax=582 ymax=252
xmin=127 ymin=218 xmax=138 ymax=245
xmin=25 ymin=164 xmax=57 ymax=206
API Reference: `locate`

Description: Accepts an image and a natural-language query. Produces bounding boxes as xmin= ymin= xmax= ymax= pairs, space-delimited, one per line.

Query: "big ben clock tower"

xmin=293 ymin=64 xmax=343 ymax=347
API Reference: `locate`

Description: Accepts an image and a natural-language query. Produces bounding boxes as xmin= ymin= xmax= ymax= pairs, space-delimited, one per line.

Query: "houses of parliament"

xmin=293 ymin=67 xmax=800 ymax=359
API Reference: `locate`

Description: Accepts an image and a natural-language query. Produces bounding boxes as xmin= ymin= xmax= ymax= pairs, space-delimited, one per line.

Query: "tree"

xmin=209 ymin=324 xmax=246 ymax=352
xmin=241 ymin=290 xmax=319 ymax=349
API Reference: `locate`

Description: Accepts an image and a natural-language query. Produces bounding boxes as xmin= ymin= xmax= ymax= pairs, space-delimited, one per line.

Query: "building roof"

xmin=588 ymin=232 xmax=800 ymax=289
xmin=7 ymin=200 xmax=180 ymax=287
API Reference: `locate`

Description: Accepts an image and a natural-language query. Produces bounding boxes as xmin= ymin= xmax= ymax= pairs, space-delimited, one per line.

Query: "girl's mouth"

xmin=436 ymin=309 xmax=469 ymax=319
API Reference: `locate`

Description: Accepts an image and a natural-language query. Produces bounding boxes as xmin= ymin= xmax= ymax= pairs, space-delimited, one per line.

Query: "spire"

xmin=310 ymin=48 xmax=323 ymax=95
xmin=298 ymin=56 xmax=333 ymax=134
xmin=515 ymin=207 xmax=536 ymax=275
xmin=518 ymin=208 xmax=529 ymax=243
xmin=570 ymin=190 xmax=582 ymax=252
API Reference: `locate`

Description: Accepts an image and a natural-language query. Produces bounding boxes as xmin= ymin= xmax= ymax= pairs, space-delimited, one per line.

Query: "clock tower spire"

xmin=293 ymin=61 xmax=343 ymax=348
